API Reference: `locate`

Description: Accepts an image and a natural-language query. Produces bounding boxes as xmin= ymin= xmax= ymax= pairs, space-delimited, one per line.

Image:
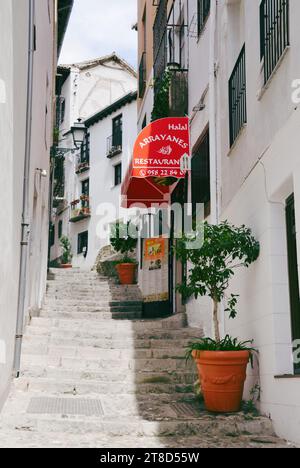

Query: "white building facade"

xmin=137 ymin=0 xmax=300 ymax=444
xmin=0 ymin=0 xmax=71 ymax=408
xmin=50 ymin=55 xmax=137 ymax=269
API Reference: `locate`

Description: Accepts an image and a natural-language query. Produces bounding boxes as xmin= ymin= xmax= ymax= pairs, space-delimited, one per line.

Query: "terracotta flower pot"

xmin=61 ymin=264 xmax=72 ymax=269
xmin=116 ymin=263 xmax=136 ymax=285
xmin=192 ymin=350 xmax=250 ymax=413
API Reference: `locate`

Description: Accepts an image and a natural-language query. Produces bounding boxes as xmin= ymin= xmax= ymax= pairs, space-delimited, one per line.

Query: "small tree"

xmin=110 ymin=221 xmax=138 ymax=263
xmin=60 ymin=236 xmax=72 ymax=265
xmin=175 ymin=222 xmax=260 ymax=342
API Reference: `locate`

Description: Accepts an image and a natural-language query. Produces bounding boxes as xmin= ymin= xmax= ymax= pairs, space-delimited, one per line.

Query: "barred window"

xmin=260 ymin=0 xmax=289 ymax=84
xmin=229 ymin=45 xmax=247 ymax=147
xmin=197 ymin=0 xmax=210 ymax=36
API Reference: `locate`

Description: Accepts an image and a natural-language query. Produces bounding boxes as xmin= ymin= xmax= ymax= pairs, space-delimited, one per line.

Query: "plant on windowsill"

xmin=110 ymin=221 xmax=138 ymax=285
xmin=60 ymin=235 xmax=73 ymax=269
xmin=175 ymin=221 xmax=260 ymax=413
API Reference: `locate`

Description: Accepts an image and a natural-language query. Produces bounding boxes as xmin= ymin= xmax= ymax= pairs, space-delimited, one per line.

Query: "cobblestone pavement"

xmin=0 ymin=270 xmax=294 ymax=449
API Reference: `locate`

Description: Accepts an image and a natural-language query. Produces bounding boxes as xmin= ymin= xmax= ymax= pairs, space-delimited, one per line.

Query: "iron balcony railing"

xmin=169 ymin=68 xmax=188 ymax=117
xmin=229 ymin=44 xmax=247 ymax=147
xmin=70 ymin=196 xmax=91 ymax=223
xmin=153 ymin=1 xmax=188 ymax=97
xmin=197 ymin=0 xmax=210 ymax=36
xmin=139 ymin=52 xmax=147 ymax=98
xmin=53 ymin=155 xmax=65 ymax=198
xmin=107 ymin=130 xmax=122 ymax=158
xmin=153 ymin=0 xmax=168 ymax=93
xmin=260 ymin=0 xmax=289 ymax=84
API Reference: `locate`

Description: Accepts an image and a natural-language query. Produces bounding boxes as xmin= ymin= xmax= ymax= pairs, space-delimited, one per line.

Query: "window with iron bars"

xmin=229 ymin=45 xmax=247 ymax=147
xmin=260 ymin=0 xmax=289 ymax=85
xmin=55 ymin=96 xmax=65 ymax=127
xmin=197 ymin=0 xmax=210 ymax=36
xmin=139 ymin=52 xmax=147 ymax=98
xmin=80 ymin=133 xmax=90 ymax=164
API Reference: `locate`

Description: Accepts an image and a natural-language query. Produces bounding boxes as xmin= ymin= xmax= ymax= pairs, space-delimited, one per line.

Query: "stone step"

xmin=1 ymin=397 xmax=275 ymax=438
xmin=26 ymin=324 xmax=200 ymax=341
xmin=0 ymin=430 xmax=289 ymax=449
xmin=29 ymin=314 xmax=188 ymax=332
xmin=14 ymin=376 xmax=195 ymax=396
xmin=20 ymin=368 xmax=198 ymax=385
xmin=21 ymin=343 xmax=188 ymax=360
xmin=40 ymin=310 xmax=143 ymax=321
xmin=23 ymin=334 xmax=196 ymax=349
xmin=42 ymin=301 xmax=143 ymax=312
xmin=21 ymin=354 xmax=192 ymax=372
xmin=43 ymin=299 xmax=143 ymax=307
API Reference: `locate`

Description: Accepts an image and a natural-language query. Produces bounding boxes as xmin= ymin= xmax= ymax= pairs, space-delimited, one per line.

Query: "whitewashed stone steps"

xmin=23 ymin=335 xmax=196 ymax=350
xmin=40 ymin=311 xmax=143 ymax=320
xmin=19 ymin=368 xmax=198 ymax=385
xmin=0 ymin=268 xmax=283 ymax=447
xmin=1 ymin=411 xmax=275 ymax=438
xmin=29 ymin=315 xmax=187 ymax=331
xmin=14 ymin=376 xmax=195 ymax=396
xmin=21 ymin=354 xmax=192 ymax=372
xmin=21 ymin=343 xmax=189 ymax=360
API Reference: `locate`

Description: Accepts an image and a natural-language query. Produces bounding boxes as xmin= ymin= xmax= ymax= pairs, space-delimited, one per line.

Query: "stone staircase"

xmin=0 ymin=269 xmax=289 ymax=448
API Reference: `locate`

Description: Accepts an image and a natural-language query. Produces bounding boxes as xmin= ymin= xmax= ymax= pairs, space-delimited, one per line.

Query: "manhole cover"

xmin=172 ymin=402 xmax=200 ymax=418
xmin=27 ymin=398 xmax=104 ymax=417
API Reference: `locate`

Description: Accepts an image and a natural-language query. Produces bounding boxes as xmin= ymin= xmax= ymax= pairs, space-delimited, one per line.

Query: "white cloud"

xmin=59 ymin=0 xmax=137 ymax=69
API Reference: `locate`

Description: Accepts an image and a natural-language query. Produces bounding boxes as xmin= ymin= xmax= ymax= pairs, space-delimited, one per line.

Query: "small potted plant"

xmin=175 ymin=221 xmax=260 ymax=413
xmin=60 ymin=236 xmax=73 ymax=269
xmin=110 ymin=221 xmax=138 ymax=285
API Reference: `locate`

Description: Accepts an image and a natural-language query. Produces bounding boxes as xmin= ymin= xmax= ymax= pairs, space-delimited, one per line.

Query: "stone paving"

xmin=0 ymin=269 xmax=293 ymax=448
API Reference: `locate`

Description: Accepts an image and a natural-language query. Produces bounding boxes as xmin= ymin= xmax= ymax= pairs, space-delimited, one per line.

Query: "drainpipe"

xmin=13 ymin=0 xmax=35 ymax=377
xmin=209 ymin=0 xmax=219 ymax=225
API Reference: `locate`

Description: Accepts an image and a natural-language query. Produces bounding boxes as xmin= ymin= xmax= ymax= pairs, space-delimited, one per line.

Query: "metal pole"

xmin=13 ymin=0 xmax=35 ymax=377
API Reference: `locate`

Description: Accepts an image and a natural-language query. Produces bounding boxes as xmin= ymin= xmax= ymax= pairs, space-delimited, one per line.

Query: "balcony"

xmin=152 ymin=66 xmax=188 ymax=120
xmin=169 ymin=67 xmax=188 ymax=117
xmin=70 ymin=196 xmax=91 ymax=223
xmin=139 ymin=52 xmax=146 ymax=99
xmin=76 ymin=160 xmax=90 ymax=174
xmin=76 ymin=133 xmax=90 ymax=174
xmin=107 ymin=133 xmax=122 ymax=159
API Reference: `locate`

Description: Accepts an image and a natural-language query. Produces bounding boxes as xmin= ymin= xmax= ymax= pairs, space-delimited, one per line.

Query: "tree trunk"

xmin=213 ymin=299 xmax=221 ymax=342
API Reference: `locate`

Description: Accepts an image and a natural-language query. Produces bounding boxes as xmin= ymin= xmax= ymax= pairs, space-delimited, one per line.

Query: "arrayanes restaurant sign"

xmin=132 ymin=117 xmax=190 ymax=179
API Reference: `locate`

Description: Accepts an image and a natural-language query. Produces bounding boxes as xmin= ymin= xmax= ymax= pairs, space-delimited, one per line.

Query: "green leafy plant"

xmin=175 ymin=221 xmax=260 ymax=342
xmin=110 ymin=221 xmax=138 ymax=264
xmin=151 ymin=68 xmax=172 ymax=122
xmin=242 ymin=384 xmax=261 ymax=415
xmin=186 ymin=335 xmax=257 ymax=365
xmin=60 ymin=236 xmax=72 ymax=265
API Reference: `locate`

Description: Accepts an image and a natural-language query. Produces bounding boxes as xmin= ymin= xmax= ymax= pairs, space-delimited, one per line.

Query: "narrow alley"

xmin=0 ymin=269 xmax=289 ymax=448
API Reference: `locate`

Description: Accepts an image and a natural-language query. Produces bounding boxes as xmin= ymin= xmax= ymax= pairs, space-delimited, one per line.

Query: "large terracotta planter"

xmin=192 ymin=350 xmax=250 ymax=413
xmin=116 ymin=263 xmax=136 ymax=285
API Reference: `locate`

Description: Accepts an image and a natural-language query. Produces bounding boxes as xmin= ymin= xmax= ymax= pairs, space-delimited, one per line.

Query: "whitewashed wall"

xmin=180 ymin=0 xmax=300 ymax=444
xmin=0 ymin=0 xmax=55 ymax=408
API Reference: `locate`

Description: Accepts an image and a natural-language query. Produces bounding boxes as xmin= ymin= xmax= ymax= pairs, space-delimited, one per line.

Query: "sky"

xmin=59 ymin=0 xmax=138 ymax=69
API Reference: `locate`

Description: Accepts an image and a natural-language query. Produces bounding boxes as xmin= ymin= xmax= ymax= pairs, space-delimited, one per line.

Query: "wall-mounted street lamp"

xmin=51 ymin=118 xmax=87 ymax=158
xmin=70 ymin=119 xmax=87 ymax=150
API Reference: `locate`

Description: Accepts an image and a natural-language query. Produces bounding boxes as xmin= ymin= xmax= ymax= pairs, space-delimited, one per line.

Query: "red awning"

xmin=121 ymin=161 xmax=171 ymax=208
xmin=122 ymin=117 xmax=190 ymax=209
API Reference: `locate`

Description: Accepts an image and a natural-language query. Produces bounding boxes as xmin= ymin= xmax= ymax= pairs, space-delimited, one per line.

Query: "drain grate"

xmin=171 ymin=402 xmax=200 ymax=418
xmin=27 ymin=397 xmax=104 ymax=417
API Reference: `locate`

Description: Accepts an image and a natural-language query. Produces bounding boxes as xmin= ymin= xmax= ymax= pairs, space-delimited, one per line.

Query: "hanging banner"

xmin=132 ymin=117 xmax=190 ymax=179
xmin=144 ymin=238 xmax=166 ymax=261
